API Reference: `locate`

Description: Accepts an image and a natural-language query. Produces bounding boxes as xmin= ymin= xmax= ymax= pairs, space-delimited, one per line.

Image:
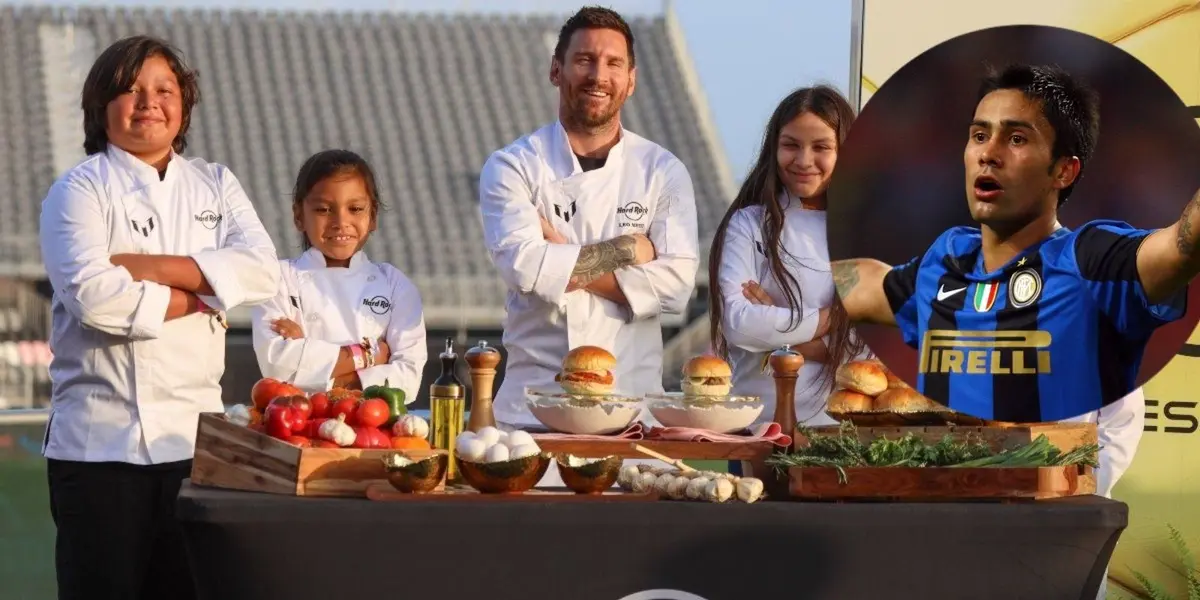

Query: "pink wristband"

xmin=349 ymin=344 xmax=366 ymax=370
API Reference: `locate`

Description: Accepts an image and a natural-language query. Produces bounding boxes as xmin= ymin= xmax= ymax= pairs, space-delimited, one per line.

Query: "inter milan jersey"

xmin=882 ymin=220 xmax=1187 ymax=422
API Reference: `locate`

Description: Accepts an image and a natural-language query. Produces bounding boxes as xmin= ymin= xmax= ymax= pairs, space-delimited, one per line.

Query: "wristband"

xmin=362 ymin=337 xmax=377 ymax=369
xmin=349 ymin=344 xmax=366 ymax=370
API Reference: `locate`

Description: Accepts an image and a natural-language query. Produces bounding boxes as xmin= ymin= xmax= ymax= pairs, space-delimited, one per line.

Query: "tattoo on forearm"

xmin=1176 ymin=189 xmax=1200 ymax=257
xmin=832 ymin=261 xmax=861 ymax=297
xmin=571 ymin=236 xmax=636 ymax=287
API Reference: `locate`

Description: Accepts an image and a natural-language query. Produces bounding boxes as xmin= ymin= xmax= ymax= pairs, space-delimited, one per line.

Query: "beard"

xmin=564 ymin=84 xmax=624 ymax=130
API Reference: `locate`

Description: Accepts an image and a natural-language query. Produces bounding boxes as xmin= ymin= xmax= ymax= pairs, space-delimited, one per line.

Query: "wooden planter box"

xmin=803 ymin=421 xmax=1098 ymax=454
xmin=190 ymin=412 xmax=443 ymax=497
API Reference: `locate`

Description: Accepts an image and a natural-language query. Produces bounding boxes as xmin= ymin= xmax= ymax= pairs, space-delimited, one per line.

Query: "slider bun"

xmin=681 ymin=355 xmax=733 ymax=379
xmin=562 ymin=345 xmax=617 ymax=372
xmin=559 ymin=378 xmax=614 ymax=396
xmin=835 ymin=360 xmax=889 ymax=396
xmin=885 ymin=369 xmax=911 ymax=390
xmin=874 ymin=387 xmax=944 ymax=413
xmin=827 ymin=390 xmax=874 ymax=413
xmin=681 ymin=380 xmax=732 ymax=397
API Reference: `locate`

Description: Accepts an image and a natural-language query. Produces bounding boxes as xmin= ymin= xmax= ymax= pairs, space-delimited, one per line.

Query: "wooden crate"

xmin=787 ymin=465 xmax=1095 ymax=501
xmin=803 ymin=421 xmax=1098 ymax=453
xmin=534 ymin=438 xmax=775 ymax=461
xmin=190 ymin=412 xmax=443 ymax=497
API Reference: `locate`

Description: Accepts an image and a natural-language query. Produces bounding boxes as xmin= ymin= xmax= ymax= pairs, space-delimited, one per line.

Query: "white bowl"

xmin=645 ymin=392 xmax=764 ymax=434
xmin=525 ymin=388 xmax=643 ymax=435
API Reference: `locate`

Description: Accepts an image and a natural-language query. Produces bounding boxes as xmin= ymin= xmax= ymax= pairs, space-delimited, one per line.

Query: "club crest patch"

xmin=1008 ymin=269 xmax=1042 ymax=308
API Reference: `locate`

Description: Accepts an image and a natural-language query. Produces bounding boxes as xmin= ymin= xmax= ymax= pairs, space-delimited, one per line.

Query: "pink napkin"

xmin=528 ymin=422 xmax=646 ymax=442
xmin=644 ymin=422 xmax=793 ymax=448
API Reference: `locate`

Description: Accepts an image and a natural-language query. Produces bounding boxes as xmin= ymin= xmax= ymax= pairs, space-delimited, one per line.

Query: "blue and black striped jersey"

xmin=882 ymin=220 xmax=1187 ymax=422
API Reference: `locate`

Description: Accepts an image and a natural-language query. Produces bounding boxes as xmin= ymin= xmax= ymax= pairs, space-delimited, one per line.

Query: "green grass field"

xmin=0 ymin=423 xmax=56 ymax=599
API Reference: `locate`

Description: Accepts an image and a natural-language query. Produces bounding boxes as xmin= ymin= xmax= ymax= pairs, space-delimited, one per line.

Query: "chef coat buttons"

xmin=307 ymin=314 xmax=319 ymax=322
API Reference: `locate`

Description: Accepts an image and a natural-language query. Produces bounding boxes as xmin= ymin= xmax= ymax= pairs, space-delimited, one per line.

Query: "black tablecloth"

xmin=177 ymin=481 xmax=1126 ymax=600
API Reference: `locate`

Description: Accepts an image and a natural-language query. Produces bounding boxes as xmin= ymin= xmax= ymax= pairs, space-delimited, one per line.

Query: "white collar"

xmin=105 ymin=143 xmax=181 ymax=188
xmin=296 ymin=246 xmax=372 ymax=271
xmin=551 ymin=120 xmax=628 ymax=176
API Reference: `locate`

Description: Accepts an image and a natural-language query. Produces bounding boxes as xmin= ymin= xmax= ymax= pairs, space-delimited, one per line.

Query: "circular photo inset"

xmin=826 ymin=24 xmax=1200 ymax=423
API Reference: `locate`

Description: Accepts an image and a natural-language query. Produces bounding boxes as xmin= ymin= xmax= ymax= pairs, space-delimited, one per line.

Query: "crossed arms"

xmin=39 ymin=171 xmax=280 ymax=340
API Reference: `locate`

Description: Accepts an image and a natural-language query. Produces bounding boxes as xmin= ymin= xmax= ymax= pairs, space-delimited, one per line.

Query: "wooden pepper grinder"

xmin=465 ymin=341 xmax=501 ymax=432
xmin=770 ymin=345 xmax=805 ymax=452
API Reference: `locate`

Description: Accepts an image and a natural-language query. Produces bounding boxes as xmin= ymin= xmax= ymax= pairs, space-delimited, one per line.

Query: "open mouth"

xmin=582 ymin=89 xmax=610 ymax=99
xmin=325 ymin=235 xmax=356 ymax=243
xmin=974 ymin=175 xmax=1003 ymax=198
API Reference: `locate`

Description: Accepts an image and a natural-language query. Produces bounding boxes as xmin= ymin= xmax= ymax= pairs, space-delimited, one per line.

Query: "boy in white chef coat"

xmin=250 ymin=149 xmax=427 ymax=403
xmin=39 ymin=36 xmax=280 ymax=600
xmin=479 ymin=6 xmax=700 ymax=432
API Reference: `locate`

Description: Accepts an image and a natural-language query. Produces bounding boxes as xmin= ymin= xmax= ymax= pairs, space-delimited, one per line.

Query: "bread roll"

xmin=884 ymin=369 xmax=910 ymax=390
xmin=874 ymin=387 xmax=944 ymax=413
xmin=680 ymin=355 xmax=733 ymax=397
xmin=827 ymin=389 xmax=874 ymax=413
xmin=835 ymin=360 xmax=888 ymax=396
xmin=557 ymin=345 xmax=617 ymax=395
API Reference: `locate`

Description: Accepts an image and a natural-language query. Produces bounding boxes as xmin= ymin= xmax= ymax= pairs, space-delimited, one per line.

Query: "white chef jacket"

xmin=480 ymin=121 xmax=700 ymax=426
xmin=1063 ymin=387 xmax=1144 ymax=498
xmin=250 ymin=248 xmax=427 ymax=403
xmin=718 ymin=198 xmax=872 ymax=426
xmin=39 ymin=144 xmax=280 ymax=465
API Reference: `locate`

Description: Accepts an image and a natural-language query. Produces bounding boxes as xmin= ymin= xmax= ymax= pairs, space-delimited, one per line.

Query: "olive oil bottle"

xmin=429 ymin=338 xmax=465 ymax=482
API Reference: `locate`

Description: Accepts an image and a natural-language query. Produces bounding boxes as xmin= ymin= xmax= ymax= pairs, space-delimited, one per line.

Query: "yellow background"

xmin=859 ymin=1 xmax=1200 ymax=596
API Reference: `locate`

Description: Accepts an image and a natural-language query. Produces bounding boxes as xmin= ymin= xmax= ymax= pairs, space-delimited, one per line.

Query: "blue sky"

xmin=19 ymin=0 xmax=854 ymax=179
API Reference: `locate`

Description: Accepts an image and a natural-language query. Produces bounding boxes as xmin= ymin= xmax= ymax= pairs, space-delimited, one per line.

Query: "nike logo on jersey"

xmin=936 ymin=284 xmax=966 ymax=301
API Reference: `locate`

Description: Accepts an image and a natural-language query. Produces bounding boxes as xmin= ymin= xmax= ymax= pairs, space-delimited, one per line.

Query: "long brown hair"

xmin=708 ymin=85 xmax=866 ymax=390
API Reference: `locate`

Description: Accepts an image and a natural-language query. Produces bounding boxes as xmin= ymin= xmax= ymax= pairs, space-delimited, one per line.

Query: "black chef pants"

xmin=46 ymin=458 xmax=196 ymax=600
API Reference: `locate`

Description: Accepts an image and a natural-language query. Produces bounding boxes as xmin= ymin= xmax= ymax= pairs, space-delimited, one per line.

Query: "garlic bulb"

xmin=226 ymin=404 xmax=251 ymax=427
xmin=652 ymin=474 xmax=675 ymax=498
xmin=618 ymin=464 xmax=641 ymax=490
xmin=704 ymin=478 xmax=734 ymax=503
xmin=667 ymin=477 xmax=690 ymax=500
xmin=632 ymin=472 xmax=658 ymax=494
xmin=736 ymin=478 xmax=765 ymax=503
xmin=318 ymin=414 xmax=356 ymax=447
xmin=685 ymin=477 xmax=711 ymax=500
xmin=392 ymin=414 xmax=430 ymax=439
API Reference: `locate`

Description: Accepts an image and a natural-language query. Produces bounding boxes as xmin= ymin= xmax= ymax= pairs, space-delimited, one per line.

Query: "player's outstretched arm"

xmin=1137 ymin=187 xmax=1200 ymax=303
xmin=832 ymin=259 xmax=898 ymax=327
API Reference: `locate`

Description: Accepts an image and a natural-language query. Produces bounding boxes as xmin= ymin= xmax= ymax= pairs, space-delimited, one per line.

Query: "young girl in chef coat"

xmin=708 ymin=85 xmax=872 ymax=427
xmin=251 ymin=149 xmax=427 ymax=403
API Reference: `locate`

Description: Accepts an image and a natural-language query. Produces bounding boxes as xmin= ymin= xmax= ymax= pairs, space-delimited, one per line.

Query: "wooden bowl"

xmin=382 ymin=453 xmax=449 ymax=494
xmin=456 ymin=452 xmax=551 ymax=494
xmin=556 ymin=455 xmax=623 ymax=494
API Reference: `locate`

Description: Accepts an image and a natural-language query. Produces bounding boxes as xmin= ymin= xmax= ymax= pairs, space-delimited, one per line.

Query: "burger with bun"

xmin=874 ymin=387 xmax=945 ymax=413
xmin=827 ymin=389 xmax=874 ymax=413
xmin=555 ymin=345 xmax=616 ymax=396
xmin=680 ymin=355 xmax=733 ymax=397
xmin=835 ymin=360 xmax=888 ymax=396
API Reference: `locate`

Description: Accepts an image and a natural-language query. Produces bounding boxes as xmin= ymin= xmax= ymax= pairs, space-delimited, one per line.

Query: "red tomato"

xmin=354 ymin=399 xmax=390 ymax=428
xmin=251 ymin=378 xmax=303 ymax=412
xmin=350 ymin=427 xmax=390 ymax=449
xmin=308 ymin=393 xmax=331 ymax=419
xmin=265 ymin=405 xmax=301 ymax=440
xmin=302 ymin=418 xmax=329 ymax=439
xmin=329 ymin=398 xmax=360 ymax=424
xmin=286 ymin=436 xmax=311 ymax=448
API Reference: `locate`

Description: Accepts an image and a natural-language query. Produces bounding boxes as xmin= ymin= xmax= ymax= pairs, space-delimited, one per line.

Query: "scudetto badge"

xmin=1008 ymin=269 xmax=1042 ymax=308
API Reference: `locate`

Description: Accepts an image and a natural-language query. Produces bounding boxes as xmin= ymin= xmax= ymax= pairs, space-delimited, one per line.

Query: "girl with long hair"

xmin=709 ymin=85 xmax=870 ymax=425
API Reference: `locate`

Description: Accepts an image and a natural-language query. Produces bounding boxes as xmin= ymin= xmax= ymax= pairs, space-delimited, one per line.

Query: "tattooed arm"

xmin=831 ymin=259 xmax=900 ymax=326
xmin=566 ymin=234 xmax=656 ymax=292
xmin=1135 ymin=187 xmax=1200 ymax=304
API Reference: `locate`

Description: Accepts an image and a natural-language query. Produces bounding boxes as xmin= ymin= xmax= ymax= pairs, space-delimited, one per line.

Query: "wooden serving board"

xmin=787 ymin=465 xmax=1095 ymax=501
xmin=826 ymin=410 xmax=990 ymax=427
xmin=804 ymin=422 xmax=1097 ymax=454
xmin=364 ymin=483 xmax=658 ymax=502
xmin=533 ymin=438 xmax=774 ymax=461
xmin=190 ymin=413 xmax=444 ymax=497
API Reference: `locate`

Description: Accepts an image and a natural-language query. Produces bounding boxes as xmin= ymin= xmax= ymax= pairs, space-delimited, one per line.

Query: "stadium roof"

xmin=0 ymin=4 xmax=733 ymax=326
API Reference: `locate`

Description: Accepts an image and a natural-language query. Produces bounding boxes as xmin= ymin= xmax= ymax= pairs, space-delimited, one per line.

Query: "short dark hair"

xmin=553 ymin=6 xmax=635 ymax=67
xmin=977 ymin=64 xmax=1100 ymax=205
xmin=291 ymin=149 xmax=383 ymax=250
xmin=81 ymin=35 xmax=200 ymax=156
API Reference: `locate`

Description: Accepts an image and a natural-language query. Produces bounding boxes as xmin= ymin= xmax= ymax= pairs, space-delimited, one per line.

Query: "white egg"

xmin=484 ymin=444 xmax=511 ymax=463
xmin=456 ymin=431 xmax=477 ymax=445
xmin=505 ymin=430 xmax=536 ymax=449
xmin=475 ymin=427 xmax=503 ymax=447
xmin=508 ymin=444 xmax=540 ymax=460
xmin=495 ymin=431 xmax=510 ymax=446
xmin=456 ymin=438 xmax=487 ymax=462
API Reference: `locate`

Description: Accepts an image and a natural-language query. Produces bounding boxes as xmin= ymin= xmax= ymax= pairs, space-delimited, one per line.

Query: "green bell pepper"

xmin=363 ymin=379 xmax=406 ymax=427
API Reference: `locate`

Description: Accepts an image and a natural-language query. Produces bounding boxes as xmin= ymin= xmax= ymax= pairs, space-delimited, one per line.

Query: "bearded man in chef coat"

xmin=479 ymin=5 xmax=701 ymax=430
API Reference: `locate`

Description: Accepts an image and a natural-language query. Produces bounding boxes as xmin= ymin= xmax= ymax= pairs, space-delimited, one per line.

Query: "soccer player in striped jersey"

xmin=834 ymin=63 xmax=1198 ymax=423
